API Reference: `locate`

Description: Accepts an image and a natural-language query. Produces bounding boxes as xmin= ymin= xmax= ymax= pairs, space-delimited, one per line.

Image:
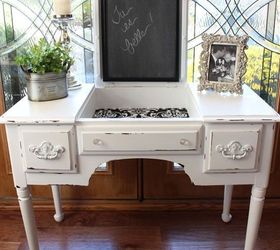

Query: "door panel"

xmin=0 ymin=75 xmax=15 ymax=197
xmin=29 ymin=160 xmax=140 ymax=200
xmin=142 ymin=159 xmax=252 ymax=199
xmin=142 ymin=155 xmax=280 ymax=200
xmin=0 ymin=125 xmax=16 ymax=197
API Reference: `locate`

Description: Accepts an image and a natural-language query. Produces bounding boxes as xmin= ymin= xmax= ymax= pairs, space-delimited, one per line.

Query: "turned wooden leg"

xmin=16 ymin=186 xmax=39 ymax=250
xmin=51 ymin=185 xmax=64 ymax=222
xmin=221 ymin=185 xmax=233 ymax=223
xmin=244 ymin=185 xmax=266 ymax=250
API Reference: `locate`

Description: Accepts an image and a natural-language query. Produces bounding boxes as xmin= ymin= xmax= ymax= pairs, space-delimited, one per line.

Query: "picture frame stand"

xmin=198 ymin=34 xmax=249 ymax=95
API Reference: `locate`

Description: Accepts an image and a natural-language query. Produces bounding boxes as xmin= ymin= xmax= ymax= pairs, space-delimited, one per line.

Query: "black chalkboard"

xmin=101 ymin=0 xmax=180 ymax=81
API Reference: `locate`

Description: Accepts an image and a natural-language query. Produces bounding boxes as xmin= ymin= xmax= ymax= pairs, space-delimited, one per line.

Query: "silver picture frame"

xmin=198 ymin=34 xmax=249 ymax=94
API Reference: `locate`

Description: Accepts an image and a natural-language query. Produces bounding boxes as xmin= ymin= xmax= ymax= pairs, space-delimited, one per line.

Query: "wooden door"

xmin=142 ymin=150 xmax=280 ymax=199
xmin=0 ymin=75 xmax=16 ymax=197
xmin=30 ymin=160 xmax=141 ymax=200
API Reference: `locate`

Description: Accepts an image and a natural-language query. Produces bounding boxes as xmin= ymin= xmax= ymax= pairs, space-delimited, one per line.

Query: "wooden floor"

xmin=0 ymin=208 xmax=279 ymax=250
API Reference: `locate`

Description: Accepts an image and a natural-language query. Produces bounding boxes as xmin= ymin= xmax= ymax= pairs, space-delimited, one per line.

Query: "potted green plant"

xmin=16 ymin=38 xmax=74 ymax=101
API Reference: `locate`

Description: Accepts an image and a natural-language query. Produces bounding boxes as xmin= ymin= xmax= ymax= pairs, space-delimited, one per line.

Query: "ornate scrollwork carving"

xmin=216 ymin=141 xmax=253 ymax=160
xmin=29 ymin=141 xmax=65 ymax=160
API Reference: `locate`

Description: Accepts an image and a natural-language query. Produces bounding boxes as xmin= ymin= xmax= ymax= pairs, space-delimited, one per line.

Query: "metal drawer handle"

xmin=216 ymin=140 xmax=253 ymax=160
xmin=93 ymin=139 xmax=103 ymax=146
xmin=180 ymin=138 xmax=191 ymax=146
xmin=29 ymin=141 xmax=65 ymax=160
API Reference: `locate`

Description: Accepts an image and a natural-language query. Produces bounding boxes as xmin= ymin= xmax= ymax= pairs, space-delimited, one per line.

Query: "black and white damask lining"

xmin=93 ymin=108 xmax=189 ymax=118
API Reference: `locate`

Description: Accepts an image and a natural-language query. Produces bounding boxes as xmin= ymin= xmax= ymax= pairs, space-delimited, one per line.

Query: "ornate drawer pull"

xmin=29 ymin=141 xmax=65 ymax=160
xmin=216 ymin=141 xmax=253 ymax=160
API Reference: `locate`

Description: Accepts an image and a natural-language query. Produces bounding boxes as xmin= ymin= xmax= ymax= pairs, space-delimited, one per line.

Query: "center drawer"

xmin=78 ymin=126 xmax=202 ymax=153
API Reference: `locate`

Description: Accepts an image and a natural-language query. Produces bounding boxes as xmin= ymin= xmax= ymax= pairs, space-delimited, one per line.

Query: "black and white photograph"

xmin=198 ymin=34 xmax=248 ymax=94
xmin=208 ymin=44 xmax=237 ymax=83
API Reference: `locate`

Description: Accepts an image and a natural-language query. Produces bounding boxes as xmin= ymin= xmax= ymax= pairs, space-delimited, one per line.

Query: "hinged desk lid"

xmin=93 ymin=0 xmax=188 ymax=88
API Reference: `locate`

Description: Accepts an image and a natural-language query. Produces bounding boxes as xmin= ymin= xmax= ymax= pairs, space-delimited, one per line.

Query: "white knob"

xmin=93 ymin=139 xmax=103 ymax=145
xmin=180 ymin=138 xmax=191 ymax=146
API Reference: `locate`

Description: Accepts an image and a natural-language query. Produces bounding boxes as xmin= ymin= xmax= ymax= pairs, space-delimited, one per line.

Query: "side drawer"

xmin=79 ymin=127 xmax=202 ymax=153
xmin=204 ymin=124 xmax=262 ymax=173
xmin=19 ymin=125 xmax=77 ymax=172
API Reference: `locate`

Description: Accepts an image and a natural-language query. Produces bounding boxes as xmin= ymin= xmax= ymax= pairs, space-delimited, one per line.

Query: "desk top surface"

xmin=0 ymin=84 xmax=95 ymax=124
xmin=1 ymin=83 xmax=279 ymax=124
xmin=190 ymin=84 xmax=280 ymax=122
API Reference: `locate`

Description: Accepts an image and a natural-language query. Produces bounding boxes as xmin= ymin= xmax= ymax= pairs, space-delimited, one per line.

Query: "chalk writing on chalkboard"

xmin=111 ymin=5 xmax=154 ymax=55
xmin=102 ymin=0 xmax=179 ymax=81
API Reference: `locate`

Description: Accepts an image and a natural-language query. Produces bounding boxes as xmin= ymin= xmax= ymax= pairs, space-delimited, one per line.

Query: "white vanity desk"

xmin=1 ymin=82 xmax=280 ymax=250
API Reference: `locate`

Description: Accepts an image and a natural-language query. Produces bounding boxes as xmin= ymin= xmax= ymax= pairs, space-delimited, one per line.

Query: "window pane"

xmin=187 ymin=0 xmax=280 ymax=108
xmin=0 ymin=0 xmax=94 ymax=110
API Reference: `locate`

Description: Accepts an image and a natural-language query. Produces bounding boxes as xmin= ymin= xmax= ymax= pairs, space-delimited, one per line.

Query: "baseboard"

xmin=1 ymin=198 xmax=280 ymax=211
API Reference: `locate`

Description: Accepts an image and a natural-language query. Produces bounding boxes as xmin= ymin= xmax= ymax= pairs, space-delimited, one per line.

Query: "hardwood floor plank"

xmin=0 ymin=242 xmax=22 ymax=250
xmin=1 ymin=209 xmax=279 ymax=250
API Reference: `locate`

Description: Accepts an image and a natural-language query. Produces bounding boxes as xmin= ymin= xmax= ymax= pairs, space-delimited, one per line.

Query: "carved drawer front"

xmin=79 ymin=127 xmax=202 ymax=153
xmin=19 ymin=125 xmax=77 ymax=172
xmin=204 ymin=124 xmax=262 ymax=173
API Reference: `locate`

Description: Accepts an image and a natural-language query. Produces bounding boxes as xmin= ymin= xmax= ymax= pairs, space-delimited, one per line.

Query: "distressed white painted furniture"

xmin=1 ymin=1 xmax=280 ymax=249
xmin=1 ymin=83 xmax=279 ymax=250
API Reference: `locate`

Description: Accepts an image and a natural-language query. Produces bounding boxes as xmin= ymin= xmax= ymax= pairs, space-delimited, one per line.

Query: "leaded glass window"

xmin=0 ymin=0 xmax=94 ymax=110
xmin=0 ymin=0 xmax=279 ymax=110
xmin=188 ymin=0 xmax=280 ymax=107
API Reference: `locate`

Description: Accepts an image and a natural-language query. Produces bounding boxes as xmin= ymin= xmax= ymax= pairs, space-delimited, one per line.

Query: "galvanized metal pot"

xmin=26 ymin=72 xmax=68 ymax=102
